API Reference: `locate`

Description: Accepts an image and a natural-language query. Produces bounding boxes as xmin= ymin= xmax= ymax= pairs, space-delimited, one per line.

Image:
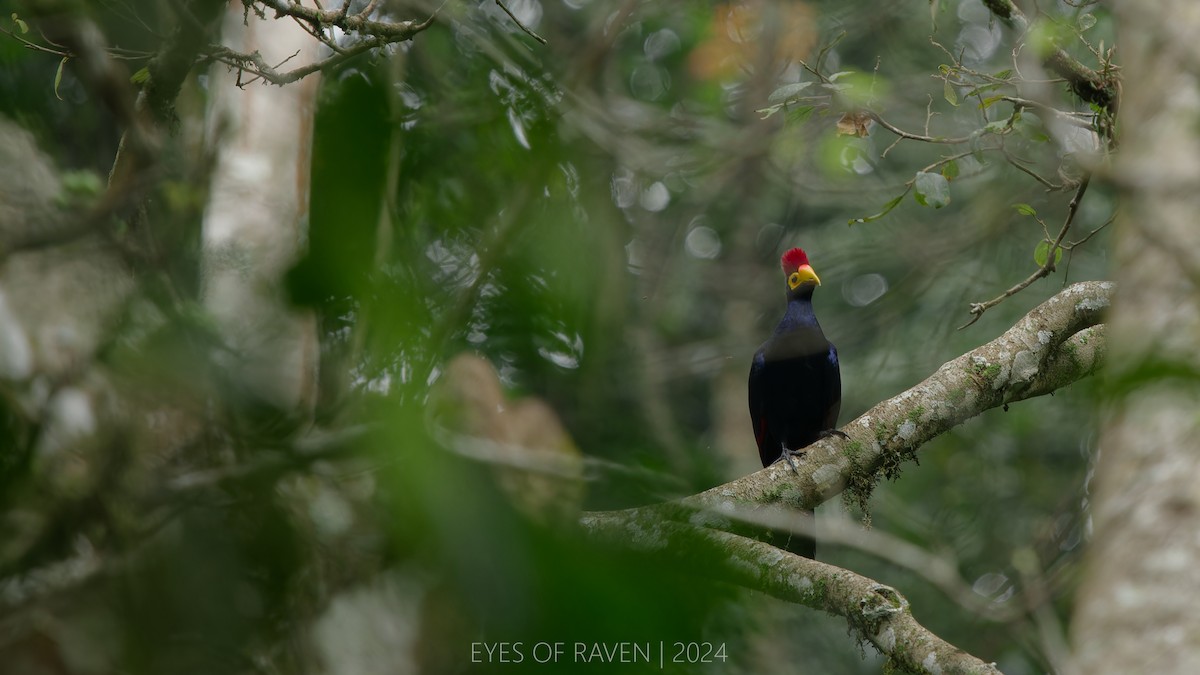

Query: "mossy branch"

xmin=205 ymin=0 xmax=437 ymax=86
xmin=580 ymin=281 xmax=1109 ymax=673
xmin=670 ymin=280 xmax=1111 ymax=515
xmin=980 ymin=0 xmax=1117 ymax=110
xmin=582 ymin=513 xmax=1004 ymax=675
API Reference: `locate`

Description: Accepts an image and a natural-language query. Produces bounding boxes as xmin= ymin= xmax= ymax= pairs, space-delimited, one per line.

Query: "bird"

xmin=748 ymin=247 xmax=841 ymax=559
xmin=749 ymin=247 xmax=842 ymax=470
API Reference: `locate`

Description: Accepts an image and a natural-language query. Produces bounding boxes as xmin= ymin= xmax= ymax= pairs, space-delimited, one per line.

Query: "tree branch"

xmin=202 ymin=1 xmax=438 ymax=86
xmin=582 ymin=514 xmax=1004 ymax=675
xmin=255 ymin=0 xmax=434 ymax=40
xmin=107 ymin=0 xmax=227 ymax=201
xmin=494 ymin=0 xmax=547 ymax=45
xmin=961 ymin=175 xmax=1091 ymax=328
xmin=585 ymin=280 xmax=1111 ymax=521
xmin=980 ymin=0 xmax=1117 ymax=110
xmin=868 ymin=111 xmax=973 ymax=145
xmin=577 ymin=281 xmax=1109 ymax=671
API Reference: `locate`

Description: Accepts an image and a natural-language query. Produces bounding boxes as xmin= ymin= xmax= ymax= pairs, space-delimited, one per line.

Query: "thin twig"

xmin=494 ymin=0 xmax=547 ymax=45
xmin=220 ymin=2 xmax=440 ymax=85
xmin=1066 ymin=212 xmax=1115 ymax=248
xmin=0 ymin=25 xmax=70 ymax=56
xmin=1000 ymin=96 xmax=1099 ymax=129
xmin=1061 ymin=211 xmax=1114 ymax=286
xmin=813 ymin=30 xmax=845 ymax=76
xmin=1001 ymin=147 xmax=1066 ymax=191
xmin=356 ymin=0 xmax=380 ymax=19
xmin=960 ymin=175 xmax=1091 ymax=329
xmin=868 ymin=111 xmax=973 ymax=144
xmin=979 ymin=0 xmax=1115 ymax=110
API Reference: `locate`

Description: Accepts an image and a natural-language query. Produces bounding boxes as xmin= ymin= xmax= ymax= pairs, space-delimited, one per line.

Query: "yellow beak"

xmin=788 ymin=264 xmax=821 ymax=290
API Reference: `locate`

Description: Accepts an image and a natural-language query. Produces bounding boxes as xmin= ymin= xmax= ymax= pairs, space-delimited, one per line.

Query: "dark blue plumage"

xmin=748 ymin=248 xmax=840 ymax=559
xmin=748 ymin=248 xmax=841 ymax=468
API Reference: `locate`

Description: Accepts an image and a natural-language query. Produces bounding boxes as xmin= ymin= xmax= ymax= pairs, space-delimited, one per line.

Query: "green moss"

xmin=759 ymin=481 xmax=789 ymax=504
xmin=879 ymin=444 xmax=918 ymax=482
xmin=947 ymin=387 xmax=967 ymax=404
xmin=984 ymin=362 xmax=1002 ymax=380
xmin=811 ymin=576 xmax=828 ymax=605
xmin=886 ymin=638 xmax=910 ymax=672
xmin=841 ymin=436 xmax=877 ymax=525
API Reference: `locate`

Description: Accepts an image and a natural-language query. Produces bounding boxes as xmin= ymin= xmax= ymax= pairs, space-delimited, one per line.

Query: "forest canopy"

xmin=6 ymin=0 xmax=1198 ymax=674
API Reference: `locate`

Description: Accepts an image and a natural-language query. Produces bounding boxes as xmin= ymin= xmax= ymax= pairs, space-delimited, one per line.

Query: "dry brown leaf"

xmin=836 ymin=111 xmax=873 ymax=137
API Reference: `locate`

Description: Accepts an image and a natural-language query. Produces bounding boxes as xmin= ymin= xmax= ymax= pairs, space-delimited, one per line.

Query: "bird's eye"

xmin=788 ymin=272 xmax=801 ymax=287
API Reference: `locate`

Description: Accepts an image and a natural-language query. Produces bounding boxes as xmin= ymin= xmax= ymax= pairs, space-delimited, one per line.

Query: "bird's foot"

xmin=819 ymin=428 xmax=850 ymax=441
xmin=776 ymin=445 xmax=806 ymax=474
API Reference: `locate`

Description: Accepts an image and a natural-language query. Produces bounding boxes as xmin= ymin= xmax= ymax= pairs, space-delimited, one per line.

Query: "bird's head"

xmin=781 ymin=247 xmax=821 ymax=295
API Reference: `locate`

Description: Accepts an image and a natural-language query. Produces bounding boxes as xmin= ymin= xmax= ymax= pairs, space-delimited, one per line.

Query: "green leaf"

xmin=1034 ymin=240 xmax=1063 ymax=267
xmin=965 ymin=82 xmax=1004 ymax=98
xmin=979 ymin=95 xmax=1004 ymax=109
xmin=849 ymin=193 xmax=905 ymax=225
xmin=54 ymin=56 xmax=68 ymax=101
xmin=993 ymin=69 xmax=1013 ymax=80
xmin=944 ymin=79 xmax=958 ymax=106
xmin=1013 ymin=203 xmax=1037 ymax=216
xmin=941 ymin=159 xmax=959 ymax=181
xmin=61 ymin=169 xmax=103 ymax=196
xmin=11 ymin=12 xmax=28 ymax=33
xmin=1011 ymin=114 xmax=1051 ymax=143
xmin=768 ymin=81 xmax=814 ymax=104
xmin=757 ymin=104 xmax=783 ymax=119
xmin=130 ymin=67 xmax=150 ymax=85
xmin=785 ymin=105 xmax=815 ymax=124
xmin=982 ymin=118 xmax=1011 ymax=134
xmin=1078 ymin=13 xmax=1097 ymax=31
xmin=913 ymin=171 xmax=950 ymax=208
xmin=822 ymin=71 xmax=886 ymax=108
xmin=968 ymin=129 xmax=986 ymax=163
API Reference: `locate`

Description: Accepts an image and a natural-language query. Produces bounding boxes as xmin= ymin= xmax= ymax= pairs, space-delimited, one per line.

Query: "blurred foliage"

xmin=0 ymin=0 xmax=1118 ymax=673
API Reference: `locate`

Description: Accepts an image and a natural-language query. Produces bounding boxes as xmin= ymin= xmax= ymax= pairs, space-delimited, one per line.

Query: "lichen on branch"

xmin=980 ymin=0 xmax=1117 ymax=110
xmin=583 ymin=280 xmax=1111 ymax=536
xmin=582 ymin=513 xmax=1004 ymax=675
xmin=695 ymin=281 xmax=1109 ymax=516
xmin=580 ymin=281 xmax=1110 ymax=673
xmin=207 ymin=1 xmax=437 ymax=86
xmin=681 ymin=281 xmax=1108 ymax=516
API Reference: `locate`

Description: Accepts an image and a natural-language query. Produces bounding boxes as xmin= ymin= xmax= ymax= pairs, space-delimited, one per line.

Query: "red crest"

xmin=780 ymin=247 xmax=810 ymax=270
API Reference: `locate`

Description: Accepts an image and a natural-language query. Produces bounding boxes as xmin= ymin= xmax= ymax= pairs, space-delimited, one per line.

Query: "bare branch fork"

xmin=961 ymin=175 xmax=1093 ymax=328
xmin=208 ymin=0 xmax=438 ymax=85
xmin=980 ymin=0 xmax=1117 ymax=110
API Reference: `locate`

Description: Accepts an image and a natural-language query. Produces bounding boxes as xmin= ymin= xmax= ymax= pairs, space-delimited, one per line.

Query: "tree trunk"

xmin=201 ymin=1 xmax=322 ymax=414
xmin=1071 ymin=3 xmax=1200 ymax=672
